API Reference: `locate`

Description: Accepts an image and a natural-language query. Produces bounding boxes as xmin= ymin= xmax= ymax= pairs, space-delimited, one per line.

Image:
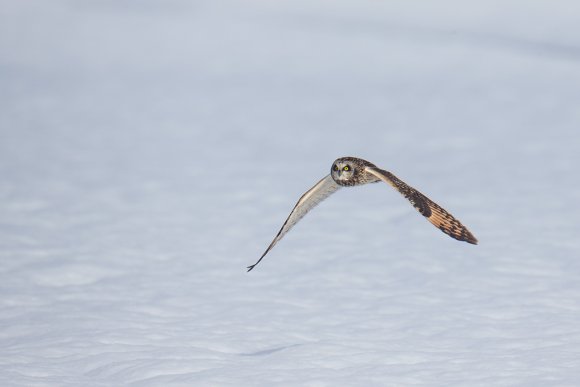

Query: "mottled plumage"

xmin=247 ymin=157 xmax=477 ymax=271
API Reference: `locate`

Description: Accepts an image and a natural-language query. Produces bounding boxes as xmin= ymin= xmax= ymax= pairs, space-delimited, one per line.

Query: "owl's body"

xmin=247 ymin=157 xmax=477 ymax=272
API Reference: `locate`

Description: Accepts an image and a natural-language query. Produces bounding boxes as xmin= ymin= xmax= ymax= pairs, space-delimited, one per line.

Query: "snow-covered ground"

xmin=1 ymin=0 xmax=580 ymax=385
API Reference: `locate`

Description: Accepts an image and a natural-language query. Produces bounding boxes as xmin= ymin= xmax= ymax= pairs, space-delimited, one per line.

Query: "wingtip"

xmin=462 ymin=231 xmax=478 ymax=245
xmin=465 ymin=229 xmax=478 ymax=245
xmin=246 ymin=265 xmax=255 ymax=272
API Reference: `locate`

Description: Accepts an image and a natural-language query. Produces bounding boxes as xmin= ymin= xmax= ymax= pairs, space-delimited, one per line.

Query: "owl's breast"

xmin=334 ymin=178 xmax=358 ymax=187
xmin=332 ymin=170 xmax=380 ymax=187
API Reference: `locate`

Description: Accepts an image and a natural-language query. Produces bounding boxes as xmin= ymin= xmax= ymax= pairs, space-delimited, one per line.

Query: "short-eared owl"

xmin=247 ymin=157 xmax=477 ymax=271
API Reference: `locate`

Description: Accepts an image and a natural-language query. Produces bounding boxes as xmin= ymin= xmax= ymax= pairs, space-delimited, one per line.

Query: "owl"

xmin=247 ymin=157 xmax=477 ymax=271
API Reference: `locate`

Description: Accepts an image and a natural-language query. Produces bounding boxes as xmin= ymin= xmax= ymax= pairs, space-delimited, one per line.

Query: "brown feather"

xmin=365 ymin=167 xmax=478 ymax=244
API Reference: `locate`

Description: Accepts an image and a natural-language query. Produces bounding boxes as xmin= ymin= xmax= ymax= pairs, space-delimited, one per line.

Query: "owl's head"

xmin=331 ymin=158 xmax=357 ymax=185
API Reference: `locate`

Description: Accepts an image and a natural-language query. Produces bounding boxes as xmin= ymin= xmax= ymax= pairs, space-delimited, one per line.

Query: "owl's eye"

xmin=343 ymin=165 xmax=350 ymax=171
xmin=333 ymin=165 xmax=338 ymax=171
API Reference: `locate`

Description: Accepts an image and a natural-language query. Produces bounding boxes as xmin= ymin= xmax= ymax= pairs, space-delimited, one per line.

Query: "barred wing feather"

xmin=365 ymin=167 xmax=478 ymax=245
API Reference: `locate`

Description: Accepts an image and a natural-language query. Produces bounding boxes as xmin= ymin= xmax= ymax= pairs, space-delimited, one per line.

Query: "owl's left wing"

xmin=247 ymin=174 xmax=341 ymax=271
xmin=365 ymin=166 xmax=478 ymax=244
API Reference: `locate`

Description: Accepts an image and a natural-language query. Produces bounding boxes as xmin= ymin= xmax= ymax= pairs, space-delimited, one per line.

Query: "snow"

xmin=1 ymin=0 xmax=580 ymax=385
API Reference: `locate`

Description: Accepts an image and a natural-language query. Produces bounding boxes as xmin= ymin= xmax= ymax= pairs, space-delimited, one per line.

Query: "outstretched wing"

xmin=248 ymin=175 xmax=341 ymax=271
xmin=365 ymin=167 xmax=478 ymax=244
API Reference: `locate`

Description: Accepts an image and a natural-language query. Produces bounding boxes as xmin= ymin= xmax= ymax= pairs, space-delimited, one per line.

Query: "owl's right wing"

xmin=247 ymin=174 xmax=341 ymax=271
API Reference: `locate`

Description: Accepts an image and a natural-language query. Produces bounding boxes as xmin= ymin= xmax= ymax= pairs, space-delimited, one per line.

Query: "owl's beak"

xmin=337 ymin=170 xmax=342 ymax=177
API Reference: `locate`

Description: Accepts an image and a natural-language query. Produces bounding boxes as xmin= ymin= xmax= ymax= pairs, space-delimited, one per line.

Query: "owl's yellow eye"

xmin=343 ymin=166 xmax=350 ymax=171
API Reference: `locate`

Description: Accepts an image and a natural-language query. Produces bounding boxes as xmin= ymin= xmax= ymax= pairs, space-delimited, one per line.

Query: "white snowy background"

xmin=1 ymin=0 xmax=580 ymax=385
